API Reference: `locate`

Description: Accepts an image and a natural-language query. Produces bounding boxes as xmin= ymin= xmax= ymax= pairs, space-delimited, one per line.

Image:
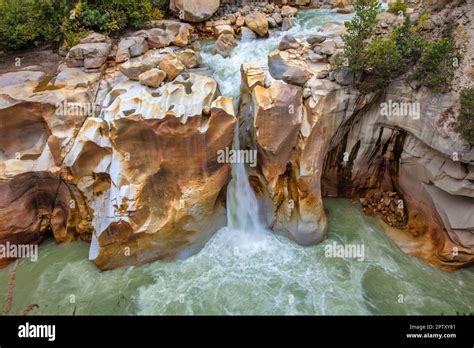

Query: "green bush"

xmin=458 ymin=88 xmax=474 ymax=146
xmin=0 ymin=0 xmax=155 ymax=51
xmin=0 ymin=0 xmax=68 ymax=51
xmin=342 ymin=0 xmax=381 ymax=76
xmin=393 ymin=17 xmax=425 ymax=64
xmin=152 ymin=0 xmax=169 ymax=12
xmin=388 ymin=0 xmax=407 ymax=14
xmin=413 ymin=28 xmax=462 ymax=92
xmin=364 ymin=36 xmax=402 ymax=89
xmin=61 ymin=0 xmax=152 ymax=47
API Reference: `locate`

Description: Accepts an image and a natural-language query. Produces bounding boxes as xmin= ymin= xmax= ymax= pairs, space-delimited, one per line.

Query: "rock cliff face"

xmin=320 ymin=81 xmax=474 ymax=270
xmin=246 ymin=24 xmax=474 ymax=270
xmin=0 ymin=25 xmax=236 ymax=269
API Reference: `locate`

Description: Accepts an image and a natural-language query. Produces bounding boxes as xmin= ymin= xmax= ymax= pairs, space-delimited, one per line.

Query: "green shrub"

xmin=0 ymin=0 xmax=68 ymax=51
xmin=413 ymin=27 xmax=462 ymax=92
xmin=458 ymin=88 xmax=474 ymax=146
xmin=388 ymin=0 xmax=407 ymax=14
xmin=62 ymin=0 xmax=152 ymax=45
xmin=392 ymin=17 xmax=425 ymax=64
xmin=342 ymin=0 xmax=381 ymax=76
xmin=0 ymin=0 xmax=155 ymax=51
xmin=364 ymin=36 xmax=402 ymax=89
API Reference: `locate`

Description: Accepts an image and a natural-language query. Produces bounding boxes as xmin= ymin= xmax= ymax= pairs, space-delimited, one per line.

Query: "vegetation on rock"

xmin=387 ymin=0 xmax=407 ymax=15
xmin=0 ymin=0 xmax=170 ymax=50
xmin=413 ymin=25 xmax=463 ymax=93
xmin=458 ymin=87 xmax=474 ymax=146
xmin=334 ymin=0 xmax=464 ymax=93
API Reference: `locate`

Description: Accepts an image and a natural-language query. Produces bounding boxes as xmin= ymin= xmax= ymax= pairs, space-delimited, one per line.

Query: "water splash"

xmin=201 ymin=9 xmax=353 ymax=98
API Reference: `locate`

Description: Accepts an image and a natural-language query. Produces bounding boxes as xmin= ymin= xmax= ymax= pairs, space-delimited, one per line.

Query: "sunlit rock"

xmin=170 ymin=0 xmax=220 ymax=22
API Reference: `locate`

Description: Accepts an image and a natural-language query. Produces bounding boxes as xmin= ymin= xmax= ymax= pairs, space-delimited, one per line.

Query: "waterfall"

xmin=200 ymin=9 xmax=355 ymax=243
xmin=226 ymin=122 xmax=264 ymax=234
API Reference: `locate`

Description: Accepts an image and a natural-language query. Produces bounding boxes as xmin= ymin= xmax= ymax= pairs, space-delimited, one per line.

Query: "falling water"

xmin=226 ymin=126 xmax=263 ymax=233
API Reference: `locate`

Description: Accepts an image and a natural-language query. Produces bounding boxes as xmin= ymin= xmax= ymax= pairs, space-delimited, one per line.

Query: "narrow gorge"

xmin=0 ymin=0 xmax=473 ymax=315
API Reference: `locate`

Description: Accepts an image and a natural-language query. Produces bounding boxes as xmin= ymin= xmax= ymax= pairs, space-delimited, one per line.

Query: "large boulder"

xmin=268 ymin=50 xmax=312 ymax=86
xmin=170 ymin=0 xmax=220 ymax=22
xmin=212 ymin=33 xmax=237 ymax=58
xmin=245 ymin=11 xmax=269 ymax=37
xmin=239 ymin=65 xmax=327 ymax=245
xmin=65 ymin=33 xmax=112 ymax=70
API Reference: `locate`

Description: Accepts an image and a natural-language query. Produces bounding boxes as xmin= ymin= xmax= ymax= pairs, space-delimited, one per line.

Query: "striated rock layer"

xmin=320 ymin=81 xmax=474 ymax=270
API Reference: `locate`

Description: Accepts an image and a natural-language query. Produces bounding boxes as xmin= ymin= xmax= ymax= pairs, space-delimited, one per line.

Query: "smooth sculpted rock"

xmin=0 ymin=172 xmax=93 ymax=267
xmin=74 ymin=73 xmax=237 ymax=269
xmin=239 ymin=65 xmax=327 ymax=245
xmin=0 ymin=68 xmax=101 ymax=266
xmin=268 ymin=50 xmax=312 ymax=86
xmin=170 ymin=0 xmax=220 ymax=22
xmin=0 ymin=69 xmax=101 ymax=177
xmin=245 ymin=11 xmax=269 ymax=37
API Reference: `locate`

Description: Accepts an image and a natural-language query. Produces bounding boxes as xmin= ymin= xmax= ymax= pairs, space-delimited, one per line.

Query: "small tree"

xmin=413 ymin=24 xmax=462 ymax=92
xmin=342 ymin=0 xmax=381 ymax=76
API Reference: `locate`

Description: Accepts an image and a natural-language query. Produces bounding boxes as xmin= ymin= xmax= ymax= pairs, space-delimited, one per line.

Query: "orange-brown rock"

xmin=240 ymin=64 xmax=330 ymax=245
xmin=1 ymin=60 xmax=237 ymax=270
xmin=61 ymin=73 xmax=237 ymax=269
xmin=0 ymin=172 xmax=93 ymax=267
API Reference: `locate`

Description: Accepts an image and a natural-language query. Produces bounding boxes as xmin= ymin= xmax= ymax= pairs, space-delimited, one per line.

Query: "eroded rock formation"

xmin=0 ymin=23 xmax=236 ymax=269
xmin=251 ymin=26 xmax=474 ymax=270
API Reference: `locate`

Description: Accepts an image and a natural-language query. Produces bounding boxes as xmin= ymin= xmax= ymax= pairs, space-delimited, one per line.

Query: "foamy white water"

xmin=201 ymin=9 xmax=353 ymax=98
